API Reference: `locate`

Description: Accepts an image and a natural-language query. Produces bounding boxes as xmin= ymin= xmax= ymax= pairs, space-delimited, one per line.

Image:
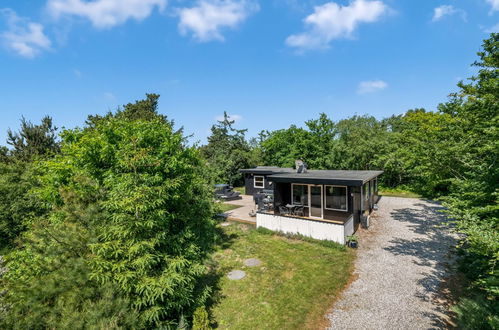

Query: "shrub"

xmin=192 ymin=306 xmax=210 ymax=330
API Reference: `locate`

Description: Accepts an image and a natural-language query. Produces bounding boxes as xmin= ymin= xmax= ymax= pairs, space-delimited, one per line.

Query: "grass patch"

xmin=233 ymin=186 xmax=245 ymax=195
xmin=208 ymin=224 xmax=355 ymax=329
xmin=218 ymin=203 xmax=243 ymax=213
xmin=379 ymin=187 xmax=421 ymax=198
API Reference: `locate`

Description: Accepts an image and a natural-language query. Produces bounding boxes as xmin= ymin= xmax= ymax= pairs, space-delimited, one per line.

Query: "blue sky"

xmin=0 ymin=0 xmax=497 ymax=145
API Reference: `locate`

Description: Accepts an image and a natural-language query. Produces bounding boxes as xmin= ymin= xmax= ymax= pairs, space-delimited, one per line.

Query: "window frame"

xmin=291 ymin=183 xmax=308 ymax=206
xmin=253 ymin=175 xmax=265 ymax=188
xmin=324 ymin=185 xmax=348 ymax=212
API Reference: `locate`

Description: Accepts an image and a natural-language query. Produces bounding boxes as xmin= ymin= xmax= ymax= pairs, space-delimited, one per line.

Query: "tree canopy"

xmin=1 ymin=96 xmax=217 ymax=328
xmin=200 ymin=112 xmax=255 ymax=186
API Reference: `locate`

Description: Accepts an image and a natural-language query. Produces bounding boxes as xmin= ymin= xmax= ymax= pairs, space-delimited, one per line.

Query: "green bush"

xmin=192 ymin=306 xmax=210 ymax=330
xmin=1 ymin=96 xmax=217 ymax=328
xmin=452 ymin=295 xmax=499 ymax=330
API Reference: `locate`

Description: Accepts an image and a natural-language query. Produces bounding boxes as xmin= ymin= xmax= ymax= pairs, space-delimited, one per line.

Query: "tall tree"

xmin=6 ymin=116 xmax=59 ymax=161
xmin=2 ymin=95 xmax=217 ymax=328
xmin=86 ymin=93 xmax=172 ymax=128
xmin=201 ymin=112 xmax=254 ymax=185
xmin=437 ymin=34 xmax=499 ymax=329
xmin=304 ymin=113 xmax=337 ymax=169
xmin=259 ymin=126 xmax=311 ymax=168
xmin=0 ymin=116 xmax=59 ymax=249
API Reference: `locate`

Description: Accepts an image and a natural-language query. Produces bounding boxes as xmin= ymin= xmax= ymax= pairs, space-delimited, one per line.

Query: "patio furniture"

xmin=285 ymin=204 xmax=298 ymax=213
xmin=293 ymin=205 xmax=305 ymax=217
xmin=214 ymin=184 xmax=241 ymax=200
xmin=279 ymin=205 xmax=290 ymax=215
xmin=257 ymin=198 xmax=266 ymax=212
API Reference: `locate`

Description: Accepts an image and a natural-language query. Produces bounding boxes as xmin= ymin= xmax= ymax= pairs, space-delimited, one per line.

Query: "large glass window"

xmin=363 ymin=183 xmax=369 ymax=200
xmin=292 ymin=184 xmax=307 ymax=205
xmin=254 ymin=176 xmax=264 ymax=188
xmin=325 ymin=185 xmax=348 ymax=211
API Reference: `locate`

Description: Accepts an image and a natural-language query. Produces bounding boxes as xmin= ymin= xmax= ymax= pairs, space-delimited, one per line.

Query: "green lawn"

xmin=208 ymin=224 xmax=355 ymax=329
xmin=233 ymin=186 xmax=245 ymax=195
xmin=379 ymin=187 xmax=421 ymax=198
xmin=218 ymin=203 xmax=243 ymax=213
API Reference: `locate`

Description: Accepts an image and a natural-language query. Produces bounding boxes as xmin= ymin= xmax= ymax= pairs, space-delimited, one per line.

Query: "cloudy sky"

xmin=0 ymin=0 xmax=497 ymax=144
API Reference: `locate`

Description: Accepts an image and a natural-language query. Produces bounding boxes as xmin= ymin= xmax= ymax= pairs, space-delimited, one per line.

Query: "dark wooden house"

xmin=240 ymin=165 xmax=383 ymax=244
xmin=239 ymin=166 xmax=293 ymax=195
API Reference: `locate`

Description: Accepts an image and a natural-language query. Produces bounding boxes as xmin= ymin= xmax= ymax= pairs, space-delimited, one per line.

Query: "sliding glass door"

xmin=309 ymin=185 xmax=322 ymax=218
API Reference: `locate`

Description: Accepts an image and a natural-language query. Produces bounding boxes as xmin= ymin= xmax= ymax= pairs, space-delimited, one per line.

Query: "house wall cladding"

xmin=256 ymin=212 xmax=352 ymax=244
xmin=344 ymin=216 xmax=355 ymax=238
xmin=244 ymin=173 xmax=273 ymax=195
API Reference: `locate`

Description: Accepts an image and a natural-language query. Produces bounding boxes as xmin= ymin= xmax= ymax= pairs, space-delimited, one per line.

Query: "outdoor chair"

xmin=293 ymin=206 xmax=305 ymax=217
xmin=279 ymin=206 xmax=289 ymax=215
xmin=257 ymin=198 xmax=265 ymax=212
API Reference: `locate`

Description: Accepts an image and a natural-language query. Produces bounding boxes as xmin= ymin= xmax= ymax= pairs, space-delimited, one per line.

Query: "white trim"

xmin=254 ymin=175 xmax=265 ymax=188
xmin=324 ymin=185 xmax=348 ymax=212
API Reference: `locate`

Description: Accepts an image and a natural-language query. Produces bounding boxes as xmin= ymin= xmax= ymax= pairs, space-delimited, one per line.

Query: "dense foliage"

xmin=200 ymin=112 xmax=256 ymax=186
xmin=1 ymin=96 xmax=217 ymax=328
xmin=0 ymin=34 xmax=496 ymax=328
xmin=0 ymin=116 xmax=59 ymax=250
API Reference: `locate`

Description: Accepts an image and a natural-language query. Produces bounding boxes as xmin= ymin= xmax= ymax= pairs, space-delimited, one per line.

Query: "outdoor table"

xmin=285 ymin=204 xmax=297 ymax=213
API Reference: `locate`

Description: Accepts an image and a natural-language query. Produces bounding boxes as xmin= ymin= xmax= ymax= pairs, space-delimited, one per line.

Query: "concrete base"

xmin=223 ymin=195 xmax=256 ymax=224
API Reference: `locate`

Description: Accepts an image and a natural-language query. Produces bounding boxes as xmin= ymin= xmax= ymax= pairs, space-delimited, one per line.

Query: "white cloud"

xmin=357 ymin=80 xmax=387 ymax=94
xmin=216 ymin=113 xmax=242 ymax=122
xmin=178 ymin=0 xmax=259 ymax=42
xmin=0 ymin=9 xmax=51 ymax=58
xmin=47 ymin=0 xmax=166 ymax=29
xmin=432 ymin=5 xmax=466 ymax=22
xmin=486 ymin=0 xmax=499 ymax=12
xmin=286 ymin=0 xmax=389 ymax=51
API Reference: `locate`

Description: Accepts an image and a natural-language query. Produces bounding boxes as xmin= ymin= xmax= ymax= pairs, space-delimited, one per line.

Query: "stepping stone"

xmin=244 ymin=258 xmax=262 ymax=267
xmin=221 ymin=222 xmax=231 ymax=227
xmin=227 ymin=270 xmax=246 ymax=280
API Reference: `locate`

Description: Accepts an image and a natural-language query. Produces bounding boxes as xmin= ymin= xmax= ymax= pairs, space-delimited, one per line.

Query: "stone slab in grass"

xmin=244 ymin=258 xmax=262 ymax=267
xmin=221 ymin=222 xmax=231 ymax=227
xmin=227 ymin=270 xmax=246 ymax=280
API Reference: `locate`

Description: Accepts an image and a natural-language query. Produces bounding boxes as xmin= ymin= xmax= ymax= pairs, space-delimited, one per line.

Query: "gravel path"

xmin=327 ymin=196 xmax=457 ymax=330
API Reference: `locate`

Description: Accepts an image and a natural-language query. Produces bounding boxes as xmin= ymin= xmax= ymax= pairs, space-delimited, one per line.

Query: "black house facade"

xmin=240 ymin=166 xmax=383 ymax=231
xmin=239 ymin=166 xmax=293 ymax=195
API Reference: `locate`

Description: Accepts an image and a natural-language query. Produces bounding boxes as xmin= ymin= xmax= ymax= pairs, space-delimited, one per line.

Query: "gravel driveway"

xmin=327 ymin=196 xmax=457 ymax=330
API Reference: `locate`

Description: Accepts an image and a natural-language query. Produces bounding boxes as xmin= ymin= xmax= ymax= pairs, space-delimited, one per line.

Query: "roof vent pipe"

xmin=295 ymin=160 xmax=307 ymax=173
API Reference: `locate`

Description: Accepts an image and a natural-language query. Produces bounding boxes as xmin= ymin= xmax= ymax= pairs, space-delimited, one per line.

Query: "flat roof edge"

xmin=268 ymin=177 xmax=365 ymax=186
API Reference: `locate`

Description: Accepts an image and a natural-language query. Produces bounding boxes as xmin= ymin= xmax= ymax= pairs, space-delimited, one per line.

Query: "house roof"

xmin=239 ymin=166 xmax=294 ymax=175
xmin=268 ymin=170 xmax=383 ymax=186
